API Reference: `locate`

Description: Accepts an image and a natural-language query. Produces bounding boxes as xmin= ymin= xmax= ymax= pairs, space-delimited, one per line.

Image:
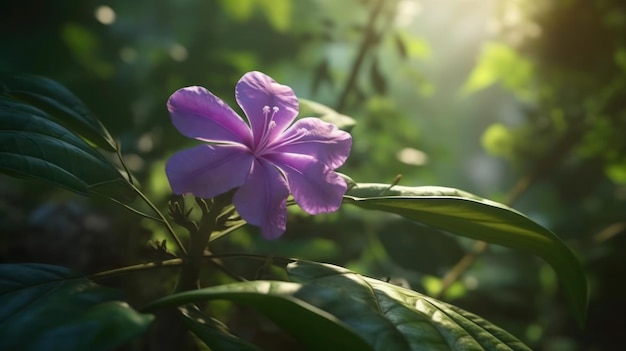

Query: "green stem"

xmin=114 ymin=141 xmax=135 ymax=186
xmin=88 ymin=258 xmax=184 ymax=281
xmin=131 ymin=183 xmax=187 ymax=256
xmin=106 ymin=196 xmax=164 ymax=222
xmin=87 ymin=253 xmax=293 ymax=282
xmin=111 ymin=139 xmax=186 ymax=255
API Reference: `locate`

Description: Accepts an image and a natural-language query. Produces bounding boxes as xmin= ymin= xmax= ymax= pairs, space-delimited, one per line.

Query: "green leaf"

xmin=143 ymin=280 xmax=373 ymax=351
xmin=0 ymin=75 xmax=117 ymax=151
xmin=299 ymin=98 xmax=356 ymax=131
xmin=0 ymin=263 xmax=153 ymax=351
xmin=344 ymin=183 xmax=588 ymax=327
xmin=287 ymin=260 xmax=532 ymax=351
xmin=180 ymin=305 xmax=262 ymax=351
xmin=0 ymin=97 xmax=135 ymax=201
xmin=462 ymin=42 xmax=535 ymax=101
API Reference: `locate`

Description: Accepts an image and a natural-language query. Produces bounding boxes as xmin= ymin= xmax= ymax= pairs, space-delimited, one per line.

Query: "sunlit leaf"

xmin=0 ymin=97 xmax=134 ymax=201
xmin=393 ymin=32 xmax=431 ymax=59
xmin=0 ymin=75 xmax=117 ymax=151
xmin=143 ymin=280 xmax=373 ymax=351
xmin=299 ymin=98 xmax=356 ymax=131
xmin=217 ymin=0 xmax=291 ymax=32
xmin=258 ymin=0 xmax=292 ymax=32
xmin=0 ymin=263 xmax=153 ymax=351
xmin=605 ymin=160 xmax=626 ymax=184
xmin=343 ymin=183 xmax=588 ymax=327
xmin=288 ymin=260 xmax=532 ymax=350
xmin=462 ymin=42 xmax=535 ymax=101
xmin=218 ymin=0 xmax=256 ymax=21
xmin=481 ymin=123 xmax=515 ymax=159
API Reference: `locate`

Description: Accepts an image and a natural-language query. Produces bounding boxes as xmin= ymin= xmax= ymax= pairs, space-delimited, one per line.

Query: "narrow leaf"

xmin=0 ymin=75 xmax=117 ymax=151
xmin=0 ymin=263 xmax=153 ymax=351
xmin=143 ymin=280 xmax=372 ymax=351
xmin=288 ymin=260 xmax=532 ymax=351
xmin=343 ymin=183 xmax=588 ymax=327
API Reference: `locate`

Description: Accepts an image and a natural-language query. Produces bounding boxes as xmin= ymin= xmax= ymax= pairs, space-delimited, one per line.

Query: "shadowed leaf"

xmin=0 ymin=97 xmax=134 ymax=201
xmin=0 ymin=263 xmax=153 ymax=351
xmin=0 ymin=75 xmax=117 ymax=151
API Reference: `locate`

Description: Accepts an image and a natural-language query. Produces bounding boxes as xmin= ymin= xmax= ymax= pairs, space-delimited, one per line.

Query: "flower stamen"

xmin=257 ymin=105 xmax=281 ymax=153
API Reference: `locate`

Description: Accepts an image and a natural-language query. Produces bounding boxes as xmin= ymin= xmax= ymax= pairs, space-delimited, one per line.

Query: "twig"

xmin=335 ymin=0 xmax=385 ymax=112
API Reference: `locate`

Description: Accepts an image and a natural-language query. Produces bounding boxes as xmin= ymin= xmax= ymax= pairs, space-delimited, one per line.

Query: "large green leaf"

xmin=344 ymin=183 xmax=588 ymax=327
xmin=0 ymin=97 xmax=135 ymax=201
xmin=180 ymin=305 xmax=262 ymax=351
xmin=287 ymin=260 xmax=532 ymax=351
xmin=143 ymin=280 xmax=373 ymax=351
xmin=0 ymin=75 xmax=117 ymax=151
xmin=0 ymin=263 xmax=153 ymax=351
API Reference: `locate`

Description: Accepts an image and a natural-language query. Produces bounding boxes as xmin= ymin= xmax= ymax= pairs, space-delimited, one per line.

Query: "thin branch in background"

xmin=436 ymin=124 xmax=585 ymax=299
xmin=335 ymin=0 xmax=385 ymax=113
xmin=591 ymin=221 xmax=626 ymax=244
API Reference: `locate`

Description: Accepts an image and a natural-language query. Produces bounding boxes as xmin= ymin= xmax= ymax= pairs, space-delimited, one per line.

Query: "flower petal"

xmin=168 ymin=86 xmax=252 ymax=144
xmin=268 ymin=153 xmax=347 ymax=215
xmin=235 ymin=71 xmax=299 ymax=146
xmin=233 ymin=159 xmax=290 ymax=239
xmin=166 ymin=144 xmax=253 ymax=199
xmin=270 ymin=117 xmax=352 ymax=170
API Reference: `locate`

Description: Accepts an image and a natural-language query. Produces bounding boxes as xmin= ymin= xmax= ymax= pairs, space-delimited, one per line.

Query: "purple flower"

xmin=165 ymin=71 xmax=352 ymax=239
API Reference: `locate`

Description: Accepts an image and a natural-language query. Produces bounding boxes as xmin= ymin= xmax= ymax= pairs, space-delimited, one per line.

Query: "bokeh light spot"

xmin=95 ymin=5 xmax=116 ymax=25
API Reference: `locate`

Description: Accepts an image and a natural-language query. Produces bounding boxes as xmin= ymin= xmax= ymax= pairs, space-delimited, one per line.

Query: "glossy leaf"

xmin=344 ymin=183 xmax=588 ymax=327
xmin=299 ymin=98 xmax=356 ymax=131
xmin=0 ymin=97 xmax=135 ymax=201
xmin=143 ymin=280 xmax=372 ymax=351
xmin=0 ymin=75 xmax=117 ymax=151
xmin=288 ymin=260 xmax=532 ymax=351
xmin=0 ymin=263 xmax=153 ymax=351
xmin=180 ymin=305 xmax=262 ymax=351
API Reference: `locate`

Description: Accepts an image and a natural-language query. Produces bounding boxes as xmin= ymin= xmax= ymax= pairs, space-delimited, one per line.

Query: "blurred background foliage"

xmin=1 ymin=0 xmax=625 ymax=349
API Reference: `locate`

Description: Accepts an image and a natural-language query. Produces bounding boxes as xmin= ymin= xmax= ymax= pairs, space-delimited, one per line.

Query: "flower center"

xmin=255 ymin=105 xmax=280 ymax=154
xmin=262 ymin=105 xmax=279 ymax=130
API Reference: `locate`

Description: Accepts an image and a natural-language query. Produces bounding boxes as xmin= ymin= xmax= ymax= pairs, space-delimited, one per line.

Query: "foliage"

xmin=2 ymin=0 xmax=624 ymax=349
xmin=0 ymin=71 xmax=586 ymax=350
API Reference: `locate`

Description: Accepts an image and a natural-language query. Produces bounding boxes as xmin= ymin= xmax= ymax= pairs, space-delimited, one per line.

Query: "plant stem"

xmin=131 ymin=184 xmax=187 ymax=256
xmin=87 ymin=253 xmax=292 ymax=282
xmin=115 ymin=142 xmax=135 ymax=186
xmin=88 ymin=258 xmax=184 ymax=280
